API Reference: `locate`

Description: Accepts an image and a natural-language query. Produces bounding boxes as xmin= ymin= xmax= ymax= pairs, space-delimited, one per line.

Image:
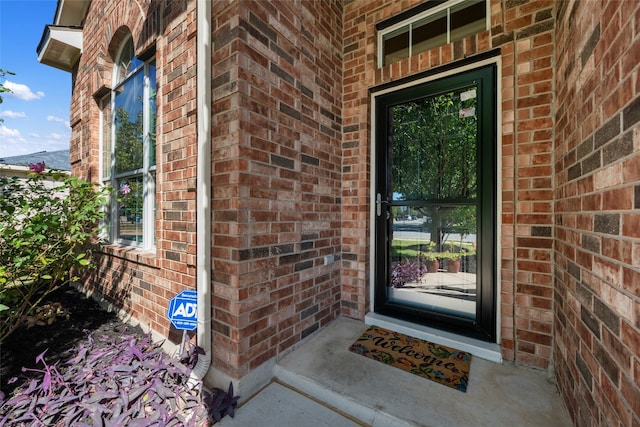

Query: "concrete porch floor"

xmin=220 ymin=317 xmax=572 ymax=427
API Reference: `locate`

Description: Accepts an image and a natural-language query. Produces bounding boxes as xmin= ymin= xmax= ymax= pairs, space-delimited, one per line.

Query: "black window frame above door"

xmin=372 ymin=63 xmax=498 ymax=342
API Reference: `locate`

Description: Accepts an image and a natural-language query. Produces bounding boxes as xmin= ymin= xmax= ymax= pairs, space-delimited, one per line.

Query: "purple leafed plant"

xmin=203 ymin=382 xmax=240 ymax=423
xmin=180 ymin=341 xmax=206 ymax=370
xmin=0 ymin=331 xmax=239 ymax=426
xmin=390 ymin=259 xmax=427 ymax=287
xmin=180 ymin=342 xmax=239 ymax=423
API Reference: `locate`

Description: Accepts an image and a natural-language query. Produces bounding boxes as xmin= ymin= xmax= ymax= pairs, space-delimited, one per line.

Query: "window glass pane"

xmin=450 ymin=0 xmax=486 ymax=42
xmin=117 ymin=176 xmax=143 ymax=243
xmin=412 ymin=11 xmax=447 ymax=56
xmin=116 ymin=38 xmax=143 ymax=83
xmin=130 ymin=57 xmax=144 ymax=75
xmin=116 ymin=39 xmax=133 ymax=83
xmin=114 ymin=70 xmax=144 ymax=175
xmin=383 ymin=28 xmax=409 ymax=66
xmin=148 ymin=62 xmax=157 ymax=167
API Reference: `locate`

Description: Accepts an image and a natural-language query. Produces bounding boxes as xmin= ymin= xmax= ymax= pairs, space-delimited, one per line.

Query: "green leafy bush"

xmin=0 ymin=168 xmax=109 ymax=342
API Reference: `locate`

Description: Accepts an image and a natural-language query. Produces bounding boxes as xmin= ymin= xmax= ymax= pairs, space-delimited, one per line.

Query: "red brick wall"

xmin=71 ymin=0 xmax=198 ymax=340
xmin=342 ymin=0 xmax=556 ymax=368
xmin=501 ymin=0 xmax=555 ymax=368
xmin=210 ymin=0 xmax=344 ymax=379
xmin=554 ymin=1 xmax=640 ymax=425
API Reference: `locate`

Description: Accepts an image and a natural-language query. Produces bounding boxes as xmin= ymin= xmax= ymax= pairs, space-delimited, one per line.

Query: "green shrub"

xmin=0 ymin=168 xmax=109 ymax=342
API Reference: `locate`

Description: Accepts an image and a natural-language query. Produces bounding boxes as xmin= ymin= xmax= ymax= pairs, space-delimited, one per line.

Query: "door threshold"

xmin=365 ymin=312 xmax=502 ymax=363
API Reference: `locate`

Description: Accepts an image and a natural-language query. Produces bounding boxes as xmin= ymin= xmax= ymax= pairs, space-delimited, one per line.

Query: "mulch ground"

xmin=0 ymin=286 xmax=146 ymax=397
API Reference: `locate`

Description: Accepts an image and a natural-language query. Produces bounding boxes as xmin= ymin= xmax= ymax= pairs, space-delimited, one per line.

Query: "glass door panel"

xmin=388 ymin=82 xmax=479 ymax=319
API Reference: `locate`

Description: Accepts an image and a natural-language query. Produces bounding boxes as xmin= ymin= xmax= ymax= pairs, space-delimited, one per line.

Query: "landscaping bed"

xmin=0 ymin=285 xmax=139 ymax=397
xmin=0 ymin=286 xmax=237 ymax=425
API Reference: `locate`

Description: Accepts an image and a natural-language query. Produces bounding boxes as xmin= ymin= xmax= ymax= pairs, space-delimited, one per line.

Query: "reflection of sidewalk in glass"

xmin=389 ymin=272 xmax=476 ymax=320
xmin=118 ymin=220 xmax=142 ymax=241
xmin=422 ymin=285 xmax=476 ymax=301
xmin=393 ymin=229 xmax=477 ymax=244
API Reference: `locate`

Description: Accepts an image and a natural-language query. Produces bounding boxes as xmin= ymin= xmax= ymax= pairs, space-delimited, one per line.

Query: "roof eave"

xmin=37 ymin=25 xmax=83 ymax=72
xmin=36 ymin=0 xmax=90 ymax=73
xmin=54 ymin=0 xmax=90 ymax=26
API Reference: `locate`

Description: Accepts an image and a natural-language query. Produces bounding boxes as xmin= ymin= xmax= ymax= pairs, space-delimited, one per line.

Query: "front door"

xmin=374 ymin=65 xmax=496 ymax=342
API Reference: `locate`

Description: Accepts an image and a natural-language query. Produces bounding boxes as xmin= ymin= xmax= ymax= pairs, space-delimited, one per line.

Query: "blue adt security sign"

xmin=167 ymin=290 xmax=198 ymax=331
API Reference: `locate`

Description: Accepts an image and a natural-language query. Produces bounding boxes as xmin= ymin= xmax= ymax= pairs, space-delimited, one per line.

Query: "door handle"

xmin=376 ymin=193 xmax=389 ymax=217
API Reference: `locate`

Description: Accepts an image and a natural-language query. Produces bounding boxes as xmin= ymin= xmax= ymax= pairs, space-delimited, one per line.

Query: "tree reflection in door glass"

xmin=388 ymin=84 xmax=480 ymax=320
xmin=391 ymin=86 xmax=478 ymax=201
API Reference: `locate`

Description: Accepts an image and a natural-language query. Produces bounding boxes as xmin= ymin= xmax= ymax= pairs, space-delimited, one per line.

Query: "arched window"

xmin=101 ymin=36 xmax=156 ymax=248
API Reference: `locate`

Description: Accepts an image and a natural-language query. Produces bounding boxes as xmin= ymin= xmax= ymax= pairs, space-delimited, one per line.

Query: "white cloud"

xmin=0 ymin=110 xmax=26 ymax=118
xmin=0 ymin=125 xmax=21 ymax=137
xmin=47 ymin=115 xmax=70 ymax=127
xmin=49 ymin=133 xmax=65 ymax=140
xmin=3 ymin=80 xmax=45 ymax=101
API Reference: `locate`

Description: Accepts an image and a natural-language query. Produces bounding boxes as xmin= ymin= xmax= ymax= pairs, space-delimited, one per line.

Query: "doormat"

xmin=348 ymin=326 xmax=472 ymax=392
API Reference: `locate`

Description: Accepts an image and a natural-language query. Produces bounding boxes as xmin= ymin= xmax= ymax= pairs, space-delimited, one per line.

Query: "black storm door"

xmin=374 ymin=65 xmax=497 ymax=342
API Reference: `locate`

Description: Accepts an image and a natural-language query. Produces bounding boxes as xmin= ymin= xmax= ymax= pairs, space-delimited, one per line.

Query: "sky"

xmin=0 ymin=0 xmax=72 ymax=158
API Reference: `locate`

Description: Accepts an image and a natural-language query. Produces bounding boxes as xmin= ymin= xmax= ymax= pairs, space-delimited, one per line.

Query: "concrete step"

xmin=272 ymin=317 xmax=572 ymax=427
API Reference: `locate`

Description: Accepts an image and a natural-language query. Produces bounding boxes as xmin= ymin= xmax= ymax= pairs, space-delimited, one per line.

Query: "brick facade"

xmin=62 ymin=1 xmax=639 ymax=424
xmin=209 ymin=0 xmax=343 ymax=379
xmin=554 ymin=1 xmax=640 ymax=425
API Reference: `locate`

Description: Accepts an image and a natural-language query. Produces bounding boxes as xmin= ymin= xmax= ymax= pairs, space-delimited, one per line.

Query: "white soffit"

xmin=37 ymin=26 xmax=83 ymax=72
xmin=36 ymin=0 xmax=89 ymax=72
xmin=55 ymin=0 xmax=90 ymax=26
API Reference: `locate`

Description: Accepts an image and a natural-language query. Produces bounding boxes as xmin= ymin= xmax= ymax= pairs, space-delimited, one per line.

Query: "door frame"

xmin=368 ymin=53 xmax=503 ymax=345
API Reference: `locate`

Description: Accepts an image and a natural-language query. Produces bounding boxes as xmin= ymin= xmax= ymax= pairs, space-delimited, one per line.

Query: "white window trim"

xmin=98 ymin=95 xmax=112 ymax=244
xmin=377 ymin=0 xmax=490 ymax=68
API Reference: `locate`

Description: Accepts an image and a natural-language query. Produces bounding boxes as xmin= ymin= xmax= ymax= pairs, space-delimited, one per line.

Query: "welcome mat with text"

xmin=348 ymin=326 xmax=472 ymax=392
